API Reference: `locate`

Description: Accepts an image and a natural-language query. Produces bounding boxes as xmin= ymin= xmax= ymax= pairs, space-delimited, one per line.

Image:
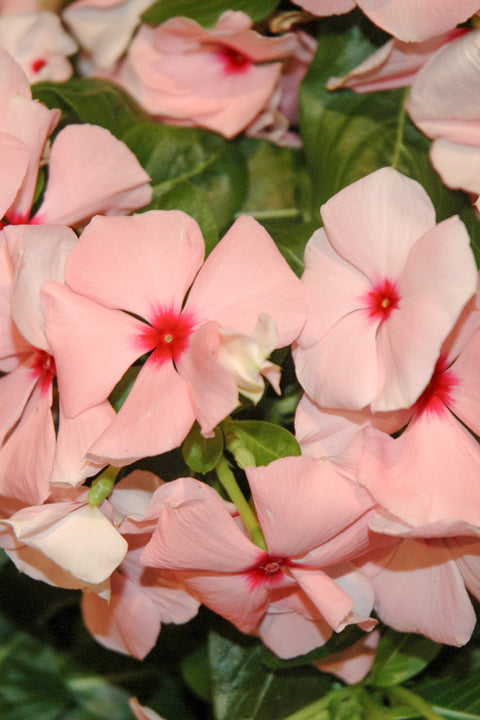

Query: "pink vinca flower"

xmin=110 ymin=11 xmax=300 ymax=138
xmin=408 ymin=29 xmax=480 ymax=204
xmin=142 ymin=458 xmax=376 ymax=659
xmin=294 ymin=0 xmax=480 ymax=43
xmin=42 ymin=211 xmax=306 ymax=465
xmin=293 ymin=167 xmax=477 ymax=413
xmin=81 ymin=471 xmax=199 ymax=659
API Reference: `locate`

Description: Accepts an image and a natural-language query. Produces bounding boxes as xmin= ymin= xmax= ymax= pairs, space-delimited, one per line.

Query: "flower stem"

xmin=389 ymin=686 xmax=445 ymax=720
xmin=215 ymin=455 xmax=267 ymax=551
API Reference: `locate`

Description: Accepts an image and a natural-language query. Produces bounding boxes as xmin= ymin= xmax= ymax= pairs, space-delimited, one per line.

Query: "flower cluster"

xmin=1 ymin=3 xmax=480 ymax=708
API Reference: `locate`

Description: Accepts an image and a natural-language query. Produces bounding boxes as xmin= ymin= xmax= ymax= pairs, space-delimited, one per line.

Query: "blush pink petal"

xmin=320 ymin=167 xmax=436 ymax=281
xmin=129 ymin=698 xmax=166 ymax=720
xmin=359 ymin=411 xmax=480 ymax=528
xmin=408 ymin=30 xmax=480 ymax=145
xmin=0 ymin=47 xmax=31 ymax=98
xmin=296 ymin=228 xmax=371 ymax=349
xmin=176 ymin=321 xmax=239 ymax=437
xmin=448 ymin=330 xmax=480 ymax=436
xmin=65 ymin=211 xmax=204 ymax=320
xmin=247 ymin=456 xmax=373 ymax=558
xmin=108 ymin=471 xmax=163 ymax=524
xmin=0 ymin=131 xmax=28 ymax=219
xmin=295 ymin=0 xmax=355 ymax=14
xmin=314 ymin=630 xmax=380 ymax=684
xmin=289 ymin=567 xmax=354 ymax=630
xmin=293 ymin=308 xmax=379 ymax=410
xmin=258 ymin=606 xmax=332 ymax=659
xmin=430 ymin=139 xmax=480 ymax=196
xmin=142 ymin=477 xmax=260 ymax=573
xmin=370 ymin=537 xmax=475 ymax=646
xmin=41 ymin=280 xmax=148 ymax=416
xmin=0 ymin=381 xmax=54 ymax=505
xmin=6 ymin=225 xmax=77 ymax=351
xmin=184 ymin=215 xmax=306 ymax=345
xmin=356 ymin=0 xmax=480 ymax=43
xmin=50 ymin=401 xmax=115 ymax=487
xmin=448 ymin=536 xmax=480 ymax=600
xmin=0 ymin=358 xmax=38 ymax=442
xmin=88 ymin=357 xmax=195 ymax=464
xmin=31 ymin=124 xmax=152 ymax=226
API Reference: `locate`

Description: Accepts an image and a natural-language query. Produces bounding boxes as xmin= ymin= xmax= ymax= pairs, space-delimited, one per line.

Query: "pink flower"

xmin=292 ymin=167 xmax=477 ymax=412
xmin=408 ymin=29 xmax=480 ymax=203
xmin=327 ymin=29 xmax=468 ymax=94
xmin=142 ymin=458 xmax=376 ymax=658
xmin=294 ymin=0 xmax=480 ymax=43
xmin=42 ymin=211 xmax=306 ymax=464
xmin=110 ymin=11 xmax=300 ymax=138
xmin=129 ymin=699 xmax=166 ymax=720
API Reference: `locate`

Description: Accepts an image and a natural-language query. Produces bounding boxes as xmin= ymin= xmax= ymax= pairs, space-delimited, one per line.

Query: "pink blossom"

xmin=142 ymin=459 xmax=376 ymax=659
xmin=292 ymin=167 xmax=477 ymax=412
xmin=314 ymin=629 xmax=380 ymax=684
xmin=408 ymin=29 xmax=480 ymax=203
xmin=109 ymin=11 xmax=300 ymax=138
xmin=327 ymin=29 xmax=468 ymax=94
xmin=42 ymin=211 xmax=306 ymax=465
xmin=294 ymin=0 xmax=480 ymax=42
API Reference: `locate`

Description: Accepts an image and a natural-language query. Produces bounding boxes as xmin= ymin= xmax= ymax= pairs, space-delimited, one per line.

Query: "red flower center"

xmin=216 ymin=46 xmax=251 ymax=74
xmin=31 ymin=58 xmax=47 ymax=74
xmin=138 ymin=309 xmax=196 ymax=365
xmin=413 ymin=355 xmax=458 ymax=418
xmin=365 ymin=279 xmax=400 ymax=323
xmin=31 ymin=349 xmax=56 ymax=395
xmin=245 ymin=553 xmax=291 ymax=590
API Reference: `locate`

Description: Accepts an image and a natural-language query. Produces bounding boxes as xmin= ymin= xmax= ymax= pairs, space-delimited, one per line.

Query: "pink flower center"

xmin=216 ymin=46 xmax=251 ymax=74
xmin=365 ymin=279 xmax=400 ymax=323
xmin=413 ymin=355 xmax=458 ymax=418
xmin=31 ymin=349 xmax=56 ymax=395
xmin=31 ymin=58 xmax=47 ymax=74
xmin=245 ymin=553 xmax=291 ymax=590
xmin=138 ymin=309 xmax=196 ymax=365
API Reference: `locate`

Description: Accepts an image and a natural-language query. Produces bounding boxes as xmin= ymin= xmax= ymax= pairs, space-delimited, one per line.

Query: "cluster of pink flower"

xmin=1 ymin=0 xmax=480 ymax=688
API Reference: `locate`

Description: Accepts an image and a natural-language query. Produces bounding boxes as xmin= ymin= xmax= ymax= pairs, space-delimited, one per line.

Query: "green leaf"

xmin=32 ymin=78 xmax=150 ymax=139
xmin=150 ymin=181 xmax=219 ymax=256
xmin=142 ymin=0 xmax=280 ymax=28
xmin=299 ymin=25 xmax=480 ymax=257
xmin=414 ymin=667 xmax=480 ymax=720
xmin=182 ymin=423 xmax=224 ymax=474
xmin=109 ymin=365 xmax=141 ymax=412
xmin=222 ymin=419 xmax=301 ymax=468
xmin=66 ymin=677 xmax=132 ymax=720
xmin=208 ymin=631 xmax=331 ymax=720
xmin=181 ymin=644 xmax=213 ymax=703
xmin=368 ymin=630 xmax=441 ymax=688
xmin=123 ymin=123 xmax=246 ymax=231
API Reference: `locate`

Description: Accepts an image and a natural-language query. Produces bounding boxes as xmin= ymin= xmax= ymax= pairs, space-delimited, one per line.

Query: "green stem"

xmin=282 ymin=688 xmax=351 ymax=720
xmin=215 ymin=455 xmax=267 ymax=551
xmin=88 ymin=466 xmax=120 ymax=506
xmin=389 ymin=686 xmax=445 ymax=720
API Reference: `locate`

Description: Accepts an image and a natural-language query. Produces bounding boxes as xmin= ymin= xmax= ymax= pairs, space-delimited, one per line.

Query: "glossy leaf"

xmin=222 ymin=419 xmax=301 ymax=468
xmin=142 ymin=0 xmax=281 ymax=28
xmin=32 ymin=78 xmax=150 ymax=139
xmin=368 ymin=630 xmax=441 ymax=688
xmin=182 ymin=423 xmax=224 ymax=474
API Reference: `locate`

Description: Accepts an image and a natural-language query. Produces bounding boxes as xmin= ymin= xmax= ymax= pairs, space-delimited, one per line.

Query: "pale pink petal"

xmin=290 ymin=567 xmax=354 ymax=630
xmin=357 ymin=0 xmax=480 ymax=43
xmin=370 ymin=537 xmax=475 ymax=646
xmin=0 ymin=47 xmax=31 ymax=98
xmin=448 ymin=536 xmax=480 ymax=602
xmin=0 ymin=95 xmax=60 ymax=223
xmin=129 ymin=698 xmax=166 ymax=720
xmin=0 ymin=358 xmax=38 ymax=443
xmin=0 ymin=381 xmax=54 ymax=505
xmin=295 ymin=0 xmax=355 ymax=14
xmin=296 ymin=228 xmax=371 ymax=349
xmin=408 ymin=30 xmax=480 ymax=145
xmin=0 ymin=131 xmax=28 ymax=219
xmin=6 ymin=224 xmax=77 ymax=351
xmin=88 ymin=357 xmax=195 ymax=464
xmin=359 ymin=411 xmax=480 ymax=528
xmin=177 ymin=321 xmax=239 ymax=437
xmin=185 ymin=215 xmax=306 ymax=345
xmin=320 ymin=167 xmax=436 ymax=281
xmin=82 ymin=571 xmax=163 ymax=659
xmin=314 ymin=630 xmax=380 ymax=684
xmin=293 ymin=309 xmax=379 ymax=410
xmin=50 ymin=401 xmax=115 ymax=487
xmin=142 ymin=477 xmax=260 ymax=573
xmin=248 ymin=456 xmax=373 ymax=557
xmin=431 ymin=139 xmax=480 ymax=196
xmin=448 ymin=330 xmax=480 ymax=436
xmin=65 ymin=211 xmax=204 ymax=321
xmin=32 ymin=124 xmax=152 ymax=226
xmin=109 ymin=471 xmax=164 ymax=523
xmin=41 ymin=280 xmax=148 ymax=416
xmin=258 ymin=605 xmax=332 ymax=659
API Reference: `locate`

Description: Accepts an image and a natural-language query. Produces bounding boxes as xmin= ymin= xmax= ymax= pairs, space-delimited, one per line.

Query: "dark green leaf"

xmin=150 ymin=181 xmax=219 ymax=256
xmin=209 ymin=631 xmax=331 ymax=720
xmin=368 ymin=630 xmax=441 ymax=688
xmin=33 ymin=78 xmax=150 ymax=139
xmin=223 ymin=419 xmax=301 ymax=468
xmin=109 ymin=366 xmax=141 ymax=412
xmin=142 ymin=0 xmax=280 ymax=28
xmin=182 ymin=423 xmax=224 ymax=474
xmin=123 ymin=123 xmax=246 ymax=230
xmin=181 ymin=644 xmax=213 ymax=703
xmin=66 ymin=677 xmax=131 ymax=720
